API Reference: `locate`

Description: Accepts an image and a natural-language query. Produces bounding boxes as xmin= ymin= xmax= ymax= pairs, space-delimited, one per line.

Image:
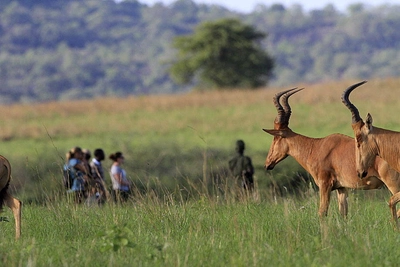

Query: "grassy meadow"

xmin=2 ymin=78 xmax=400 ymax=266
xmin=1 ymin=195 xmax=400 ymax=266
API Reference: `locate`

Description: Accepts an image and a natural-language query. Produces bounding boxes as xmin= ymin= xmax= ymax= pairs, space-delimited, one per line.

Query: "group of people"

xmin=63 ymin=139 xmax=253 ymax=204
xmin=63 ymin=147 xmax=131 ymax=204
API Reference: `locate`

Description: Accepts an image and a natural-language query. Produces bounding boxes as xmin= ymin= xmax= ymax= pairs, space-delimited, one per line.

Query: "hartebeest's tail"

xmin=0 ymin=185 xmax=9 ymax=211
xmin=0 ymin=163 xmax=11 ymax=212
xmin=341 ymin=81 xmax=367 ymax=123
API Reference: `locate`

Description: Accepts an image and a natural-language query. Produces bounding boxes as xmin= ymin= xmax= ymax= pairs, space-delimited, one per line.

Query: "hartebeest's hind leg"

xmin=388 ymin=192 xmax=400 ymax=229
xmin=4 ymin=192 xmax=21 ymax=239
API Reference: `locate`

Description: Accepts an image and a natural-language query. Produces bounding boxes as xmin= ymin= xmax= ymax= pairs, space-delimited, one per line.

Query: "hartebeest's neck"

xmin=284 ymin=131 xmax=321 ymax=171
xmin=373 ymin=127 xmax=400 ymax=173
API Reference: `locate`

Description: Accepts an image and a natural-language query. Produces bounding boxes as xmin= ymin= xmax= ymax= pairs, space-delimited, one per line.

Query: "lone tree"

xmin=169 ymin=18 xmax=274 ymax=89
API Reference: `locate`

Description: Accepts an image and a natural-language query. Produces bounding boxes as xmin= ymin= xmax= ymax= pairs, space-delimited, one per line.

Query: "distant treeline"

xmin=0 ymin=0 xmax=400 ymax=103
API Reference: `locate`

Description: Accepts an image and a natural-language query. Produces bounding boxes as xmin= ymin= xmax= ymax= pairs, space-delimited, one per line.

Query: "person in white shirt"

xmin=109 ymin=151 xmax=131 ymax=202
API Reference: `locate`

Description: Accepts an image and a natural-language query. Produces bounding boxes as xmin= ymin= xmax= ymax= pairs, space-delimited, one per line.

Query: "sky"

xmin=138 ymin=0 xmax=399 ymax=13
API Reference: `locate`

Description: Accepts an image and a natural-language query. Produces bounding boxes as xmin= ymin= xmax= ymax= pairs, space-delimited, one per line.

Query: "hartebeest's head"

xmin=341 ymin=80 xmax=376 ymax=178
xmin=263 ymin=88 xmax=303 ymax=170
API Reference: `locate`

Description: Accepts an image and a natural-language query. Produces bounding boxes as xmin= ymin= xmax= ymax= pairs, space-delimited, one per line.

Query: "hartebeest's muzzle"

xmin=265 ymin=164 xmax=275 ymax=171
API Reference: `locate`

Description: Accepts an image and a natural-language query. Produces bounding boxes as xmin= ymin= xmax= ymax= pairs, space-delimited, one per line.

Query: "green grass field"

xmin=1 ymin=192 xmax=398 ymax=266
xmin=2 ymin=78 xmax=400 ymax=266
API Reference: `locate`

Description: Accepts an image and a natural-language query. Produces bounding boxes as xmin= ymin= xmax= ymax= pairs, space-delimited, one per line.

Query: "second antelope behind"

xmin=342 ymin=81 xmax=400 ymax=227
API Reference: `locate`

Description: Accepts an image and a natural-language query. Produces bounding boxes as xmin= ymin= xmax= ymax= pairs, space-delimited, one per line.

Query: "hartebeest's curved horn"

xmin=281 ymin=88 xmax=304 ymax=126
xmin=273 ymin=88 xmax=297 ymax=125
xmin=341 ymin=81 xmax=367 ymax=123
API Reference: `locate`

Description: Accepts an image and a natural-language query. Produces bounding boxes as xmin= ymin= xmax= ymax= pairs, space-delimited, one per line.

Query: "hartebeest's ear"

xmin=365 ymin=113 xmax=373 ymax=132
xmin=263 ymin=129 xmax=286 ymax=137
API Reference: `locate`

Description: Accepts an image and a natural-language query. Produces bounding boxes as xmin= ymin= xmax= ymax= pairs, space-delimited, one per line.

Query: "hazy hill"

xmin=1 ymin=0 xmax=400 ymax=103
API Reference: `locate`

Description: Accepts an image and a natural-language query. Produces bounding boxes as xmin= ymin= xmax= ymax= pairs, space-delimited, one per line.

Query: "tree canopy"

xmin=169 ymin=18 xmax=274 ymax=89
xmin=0 ymin=0 xmax=400 ymax=103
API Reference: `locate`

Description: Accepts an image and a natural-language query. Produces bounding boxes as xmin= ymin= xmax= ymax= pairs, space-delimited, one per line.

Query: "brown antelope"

xmin=342 ymin=81 xmax=400 ymax=225
xmin=263 ymin=88 xmax=400 ymax=218
xmin=0 ymin=155 xmax=22 ymax=239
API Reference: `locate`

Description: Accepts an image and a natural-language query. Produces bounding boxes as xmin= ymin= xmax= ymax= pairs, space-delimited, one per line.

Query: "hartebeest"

xmin=0 ymin=155 xmax=21 ymax=239
xmin=263 ymin=88 xmax=400 ymax=218
xmin=342 ymin=81 xmax=400 ymax=225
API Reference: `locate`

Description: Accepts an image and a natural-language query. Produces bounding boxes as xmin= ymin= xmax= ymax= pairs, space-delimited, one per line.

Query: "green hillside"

xmin=1 ymin=0 xmax=400 ymax=103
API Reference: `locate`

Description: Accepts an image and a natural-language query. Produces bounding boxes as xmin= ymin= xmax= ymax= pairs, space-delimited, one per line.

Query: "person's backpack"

xmin=63 ymin=164 xmax=74 ymax=189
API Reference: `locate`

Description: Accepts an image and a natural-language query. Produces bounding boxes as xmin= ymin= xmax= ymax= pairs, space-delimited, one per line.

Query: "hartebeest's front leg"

xmin=4 ymin=192 xmax=21 ymax=239
xmin=318 ymin=185 xmax=332 ymax=217
xmin=318 ymin=190 xmax=331 ymax=217
xmin=318 ymin=176 xmax=335 ymax=217
xmin=336 ymin=188 xmax=348 ymax=218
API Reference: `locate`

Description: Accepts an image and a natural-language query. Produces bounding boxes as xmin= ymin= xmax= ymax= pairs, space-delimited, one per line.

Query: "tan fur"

xmin=265 ymin=129 xmax=400 ymax=218
xmin=265 ymin=89 xmax=400 ymax=218
xmin=0 ymin=155 xmax=21 ymax=239
xmin=352 ymin=122 xmax=400 ymax=228
xmin=342 ymin=81 xmax=400 ymax=228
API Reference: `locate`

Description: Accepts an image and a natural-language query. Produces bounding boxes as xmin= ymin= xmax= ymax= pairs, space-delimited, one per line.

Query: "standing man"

xmin=229 ymin=140 xmax=254 ymax=191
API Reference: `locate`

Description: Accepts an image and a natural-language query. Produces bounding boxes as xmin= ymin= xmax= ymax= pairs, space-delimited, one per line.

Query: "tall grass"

xmin=2 ymin=78 xmax=400 ymax=265
xmin=0 ymin=188 xmax=398 ymax=266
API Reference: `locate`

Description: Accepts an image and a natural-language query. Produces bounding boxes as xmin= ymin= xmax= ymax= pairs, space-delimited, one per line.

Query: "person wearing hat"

xmin=228 ymin=140 xmax=254 ymax=191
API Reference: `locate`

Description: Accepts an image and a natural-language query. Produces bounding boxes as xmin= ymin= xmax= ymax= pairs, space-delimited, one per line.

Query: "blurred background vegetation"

xmin=0 ymin=0 xmax=400 ymax=103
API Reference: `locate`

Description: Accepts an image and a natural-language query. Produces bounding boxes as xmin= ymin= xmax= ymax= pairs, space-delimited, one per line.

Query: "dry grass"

xmin=1 ymin=77 xmax=400 ymax=141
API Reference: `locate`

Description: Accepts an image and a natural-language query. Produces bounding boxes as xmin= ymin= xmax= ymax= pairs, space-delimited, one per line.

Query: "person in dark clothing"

xmin=229 ymin=140 xmax=254 ymax=191
xmin=90 ymin=149 xmax=106 ymax=182
xmin=82 ymin=149 xmax=93 ymax=180
xmin=90 ymin=148 xmax=110 ymax=203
